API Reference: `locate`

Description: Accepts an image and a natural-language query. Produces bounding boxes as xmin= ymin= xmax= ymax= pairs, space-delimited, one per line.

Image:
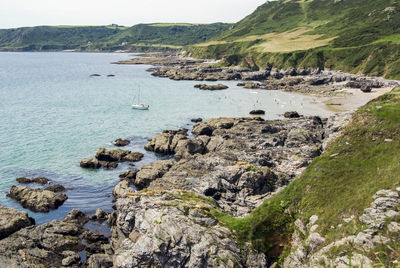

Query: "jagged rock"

xmin=134 ymin=159 xmax=175 ymax=189
xmin=0 ymin=206 xmax=35 ymax=239
xmin=144 ymin=129 xmax=188 ymax=154
xmin=119 ymin=169 xmax=138 ymax=182
xmin=194 ymin=83 xmax=228 ymax=90
xmin=8 ymin=186 xmax=68 ymax=212
xmin=360 ymin=189 xmax=400 ymax=229
xmin=174 ymin=138 xmax=207 ymax=159
xmin=113 ymin=138 xmax=130 ymax=147
xmin=95 ymin=208 xmax=107 ymax=220
xmin=45 ymin=184 xmax=66 ymax=192
xmin=88 ymin=254 xmax=113 ymax=268
xmin=0 ymin=210 xmax=86 ymax=267
xmin=61 ymin=251 xmax=80 ymax=266
xmin=192 ymin=124 xmax=213 ymax=136
xmin=111 ymin=190 xmax=266 ymax=267
xmin=80 ymin=158 xmax=102 ymax=169
xmin=305 ymin=233 xmax=325 ymax=253
xmin=16 ymin=177 xmax=50 ymax=184
xmin=250 ymin=109 xmax=265 ymax=115
xmin=284 ymin=111 xmax=300 ymax=118
xmin=95 ymin=148 xmax=143 ymax=163
xmin=113 ymin=180 xmax=133 ymax=199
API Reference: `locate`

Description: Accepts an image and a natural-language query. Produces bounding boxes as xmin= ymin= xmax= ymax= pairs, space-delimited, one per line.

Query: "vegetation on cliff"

xmin=189 ymin=0 xmax=400 ymax=79
xmin=214 ymin=87 xmax=400 ymax=265
xmin=0 ymin=23 xmax=231 ymax=51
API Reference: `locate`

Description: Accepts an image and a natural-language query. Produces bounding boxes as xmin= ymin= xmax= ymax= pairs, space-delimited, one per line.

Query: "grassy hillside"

xmin=0 ymin=23 xmax=231 ymax=51
xmin=211 ymin=87 xmax=400 ymax=265
xmin=98 ymin=23 xmax=232 ymax=51
xmin=189 ymin=0 xmax=400 ymax=79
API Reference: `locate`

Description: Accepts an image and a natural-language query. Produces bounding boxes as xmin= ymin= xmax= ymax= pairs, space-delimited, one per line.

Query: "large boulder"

xmin=134 ymin=159 xmax=176 ymax=189
xmin=8 ymin=186 xmax=68 ymax=212
xmin=0 ymin=206 xmax=35 ymax=239
xmin=0 ymin=210 xmax=87 ymax=267
xmin=144 ymin=129 xmax=188 ymax=154
xmin=95 ymin=148 xmax=143 ymax=162
xmin=111 ymin=190 xmax=266 ymax=267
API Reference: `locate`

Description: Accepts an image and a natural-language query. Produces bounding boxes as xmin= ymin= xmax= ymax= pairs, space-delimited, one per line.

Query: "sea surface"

xmin=0 ymin=52 xmax=334 ymax=224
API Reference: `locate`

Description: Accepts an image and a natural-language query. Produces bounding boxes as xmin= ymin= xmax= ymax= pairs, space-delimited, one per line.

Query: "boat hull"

xmin=131 ymin=104 xmax=149 ymax=110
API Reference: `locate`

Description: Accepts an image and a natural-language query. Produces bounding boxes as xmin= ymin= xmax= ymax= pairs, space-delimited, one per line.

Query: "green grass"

xmin=0 ymin=23 xmax=231 ymax=51
xmin=210 ymin=87 xmax=400 ymax=264
xmin=189 ymin=0 xmax=400 ymax=79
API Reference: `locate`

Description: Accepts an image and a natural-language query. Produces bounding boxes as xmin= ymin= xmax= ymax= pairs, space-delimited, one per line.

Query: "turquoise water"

xmin=0 ymin=52 xmax=333 ymax=224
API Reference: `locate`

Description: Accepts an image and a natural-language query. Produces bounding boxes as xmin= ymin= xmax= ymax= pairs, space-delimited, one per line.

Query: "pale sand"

xmin=322 ymin=86 xmax=393 ymax=113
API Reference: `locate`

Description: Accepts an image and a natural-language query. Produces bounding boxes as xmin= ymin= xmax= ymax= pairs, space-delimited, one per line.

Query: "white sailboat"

xmin=131 ymin=87 xmax=149 ymax=110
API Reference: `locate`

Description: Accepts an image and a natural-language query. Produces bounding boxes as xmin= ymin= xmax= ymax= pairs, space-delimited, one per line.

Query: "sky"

xmin=0 ymin=0 xmax=267 ymax=29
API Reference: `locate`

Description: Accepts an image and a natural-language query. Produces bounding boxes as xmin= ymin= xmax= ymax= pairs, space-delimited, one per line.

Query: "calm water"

xmin=0 ymin=52 xmax=333 ymax=224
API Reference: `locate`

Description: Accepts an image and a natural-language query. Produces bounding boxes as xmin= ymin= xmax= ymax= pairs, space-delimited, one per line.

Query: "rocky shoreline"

xmin=117 ymin=52 xmax=400 ymax=96
xmin=1 ymin=52 xmax=398 ymax=267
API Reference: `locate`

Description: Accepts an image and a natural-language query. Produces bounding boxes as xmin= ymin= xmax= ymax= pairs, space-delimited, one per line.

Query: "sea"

xmin=0 ymin=52 xmax=334 ymax=225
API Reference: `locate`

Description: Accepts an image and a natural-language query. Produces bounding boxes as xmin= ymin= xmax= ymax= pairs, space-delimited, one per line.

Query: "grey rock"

xmin=134 ymin=159 xmax=175 ymax=189
xmin=0 ymin=206 xmax=35 ymax=239
xmin=113 ymin=180 xmax=133 ymax=199
xmin=305 ymin=232 xmax=325 ymax=253
xmin=113 ymin=138 xmax=130 ymax=147
xmin=8 ymin=186 xmax=67 ymax=212
xmin=88 ymin=254 xmax=113 ymax=268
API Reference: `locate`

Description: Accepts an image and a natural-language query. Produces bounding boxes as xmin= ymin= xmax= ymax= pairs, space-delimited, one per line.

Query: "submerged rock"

xmin=16 ymin=177 xmax=50 ymax=184
xmin=0 ymin=206 xmax=35 ymax=239
xmin=8 ymin=186 xmax=68 ymax=212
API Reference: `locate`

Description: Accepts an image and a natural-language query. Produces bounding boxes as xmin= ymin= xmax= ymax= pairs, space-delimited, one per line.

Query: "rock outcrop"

xmin=81 ymin=148 xmax=144 ymax=169
xmin=284 ymin=188 xmax=400 ymax=267
xmin=111 ymin=190 xmax=267 ymax=267
xmin=0 ymin=209 xmax=114 ymax=267
xmin=7 ymin=186 xmax=68 ymax=212
xmin=0 ymin=206 xmax=35 ymax=239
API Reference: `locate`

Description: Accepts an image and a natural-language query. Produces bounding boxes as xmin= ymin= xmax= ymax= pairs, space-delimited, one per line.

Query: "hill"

xmin=189 ymin=0 xmax=400 ymax=79
xmin=0 ymin=23 xmax=231 ymax=52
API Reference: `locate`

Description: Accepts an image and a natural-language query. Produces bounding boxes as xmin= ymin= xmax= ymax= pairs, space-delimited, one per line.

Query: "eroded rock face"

xmin=144 ymin=116 xmax=327 ymax=216
xmin=134 ymin=159 xmax=176 ymax=190
xmin=0 ymin=206 xmax=35 ymax=239
xmin=144 ymin=129 xmax=188 ymax=154
xmin=111 ymin=190 xmax=267 ymax=268
xmin=8 ymin=186 xmax=68 ymax=212
xmin=0 ymin=210 xmax=85 ymax=267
